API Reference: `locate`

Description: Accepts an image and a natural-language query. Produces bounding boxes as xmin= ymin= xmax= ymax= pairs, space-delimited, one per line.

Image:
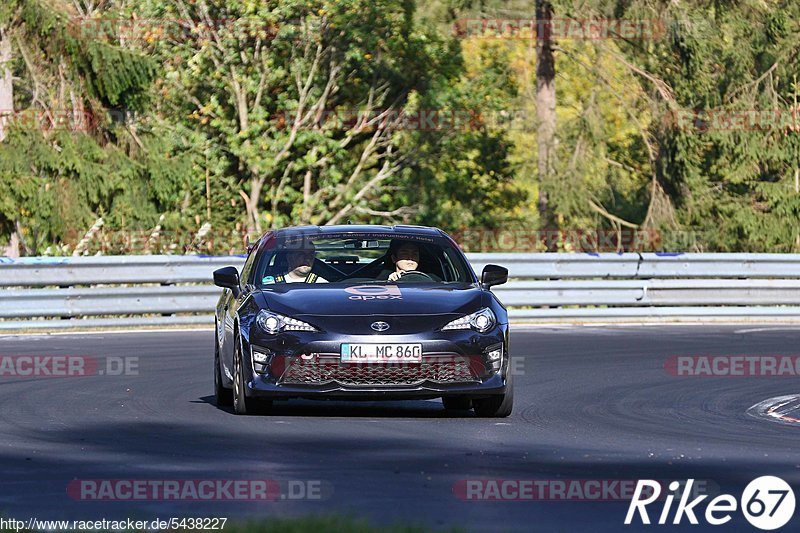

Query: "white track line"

xmin=734 ymin=327 xmax=800 ymax=334
xmin=746 ymin=395 xmax=800 ymax=427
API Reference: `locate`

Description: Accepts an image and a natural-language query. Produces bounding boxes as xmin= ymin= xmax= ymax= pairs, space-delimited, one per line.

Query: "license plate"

xmin=340 ymin=343 xmax=422 ymax=363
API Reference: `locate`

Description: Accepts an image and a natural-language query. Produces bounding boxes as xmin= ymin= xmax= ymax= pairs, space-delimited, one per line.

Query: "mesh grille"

xmin=279 ymin=358 xmax=478 ymax=386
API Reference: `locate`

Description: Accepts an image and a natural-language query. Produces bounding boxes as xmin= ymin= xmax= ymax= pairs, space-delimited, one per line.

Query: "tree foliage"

xmin=1 ymin=0 xmax=799 ymax=254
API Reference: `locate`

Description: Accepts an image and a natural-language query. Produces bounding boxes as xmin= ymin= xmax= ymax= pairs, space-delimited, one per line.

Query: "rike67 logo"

xmin=626 ymin=477 xmax=795 ymax=530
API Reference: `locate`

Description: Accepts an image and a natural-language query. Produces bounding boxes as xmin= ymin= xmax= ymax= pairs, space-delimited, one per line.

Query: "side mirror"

xmin=213 ymin=266 xmax=241 ymax=296
xmin=481 ymin=264 xmax=508 ymax=289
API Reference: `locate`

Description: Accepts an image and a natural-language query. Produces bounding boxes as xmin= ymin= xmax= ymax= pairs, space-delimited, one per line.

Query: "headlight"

xmin=441 ymin=308 xmax=496 ymax=333
xmin=256 ymin=310 xmax=318 ymax=333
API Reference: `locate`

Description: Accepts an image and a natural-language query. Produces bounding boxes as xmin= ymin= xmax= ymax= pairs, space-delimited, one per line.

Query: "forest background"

xmin=1 ymin=0 xmax=798 ymax=255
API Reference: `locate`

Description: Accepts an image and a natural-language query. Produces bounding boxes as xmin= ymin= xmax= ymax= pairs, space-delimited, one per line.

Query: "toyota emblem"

xmin=370 ymin=321 xmax=390 ymax=332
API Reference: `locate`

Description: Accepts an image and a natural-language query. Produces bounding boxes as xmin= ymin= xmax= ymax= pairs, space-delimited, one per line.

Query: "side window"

xmin=239 ymin=248 xmax=259 ymax=287
xmin=443 ymin=248 xmax=471 ymax=282
xmin=439 ymin=249 xmax=457 ymax=282
xmin=253 ymin=250 xmax=278 ymax=285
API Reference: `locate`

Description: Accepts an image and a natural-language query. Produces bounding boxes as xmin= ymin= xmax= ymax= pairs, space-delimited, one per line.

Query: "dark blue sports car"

xmin=212 ymin=225 xmax=512 ymax=416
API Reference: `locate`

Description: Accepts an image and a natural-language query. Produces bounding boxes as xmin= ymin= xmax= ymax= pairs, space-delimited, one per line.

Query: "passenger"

xmin=264 ymin=240 xmax=328 ymax=284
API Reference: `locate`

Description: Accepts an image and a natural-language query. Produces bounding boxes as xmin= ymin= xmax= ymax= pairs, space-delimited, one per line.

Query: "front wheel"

xmin=214 ymin=339 xmax=233 ymax=407
xmin=472 ymin=375 xmax=513 ymax=418
xmin=232 ymin=336 xmax=271 ymax=415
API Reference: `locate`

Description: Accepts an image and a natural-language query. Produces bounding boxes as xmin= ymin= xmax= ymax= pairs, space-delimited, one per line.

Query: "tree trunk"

xmin=4 ymin=230 xmax=19 ymax=258
xmin=248 ymin=176 xmax=264 ymax=235
xmin=536 ymin=1 xmax=556 ymax=246
xmin=0 ymin=26 xmax=14 ymax=143
xmin=0 ymin=27 xmax=14 ymax=255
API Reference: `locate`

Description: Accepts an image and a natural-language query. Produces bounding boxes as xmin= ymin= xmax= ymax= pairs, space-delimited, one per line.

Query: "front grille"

xmin=279 ymin=357 xmax=479 ymax=386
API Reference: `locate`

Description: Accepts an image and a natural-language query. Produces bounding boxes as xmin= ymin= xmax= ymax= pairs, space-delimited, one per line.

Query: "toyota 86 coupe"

xmin=212 ymin=225 xmax=512 ymax=417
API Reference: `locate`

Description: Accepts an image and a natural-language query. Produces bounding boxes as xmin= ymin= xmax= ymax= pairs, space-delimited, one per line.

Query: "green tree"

xmin=132 ymin=0 xmax=446 ymax=233
xmin=0 ymin=0 xmax=188 ymax=255
xmin=612 ymin=0 xmax=800 ymax=251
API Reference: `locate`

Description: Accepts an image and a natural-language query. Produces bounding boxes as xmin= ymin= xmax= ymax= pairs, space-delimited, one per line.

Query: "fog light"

xmin=253 ymin=350 xmax=273 ymax=364
xmin=252 ymin=348 xmax=274 ymax=375
xmin=485 ymin=344 xmax=503 ymax=373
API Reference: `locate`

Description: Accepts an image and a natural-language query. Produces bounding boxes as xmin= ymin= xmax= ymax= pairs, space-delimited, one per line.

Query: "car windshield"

xmin=252 ymin=233 xmax=474 ymax=288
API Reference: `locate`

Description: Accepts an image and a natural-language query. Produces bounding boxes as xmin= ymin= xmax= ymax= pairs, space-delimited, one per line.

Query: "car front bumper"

xmin=243 ymin=325 xmax=510 ymax=400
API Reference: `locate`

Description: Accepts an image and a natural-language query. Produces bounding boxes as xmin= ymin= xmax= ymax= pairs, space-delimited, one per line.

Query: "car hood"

xmin=257 ymin=284 xmax=484 ymax=318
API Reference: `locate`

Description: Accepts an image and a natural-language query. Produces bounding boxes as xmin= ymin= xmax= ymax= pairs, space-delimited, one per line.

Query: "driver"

xmin=383 ymin=241 xmax=442 ymax=282
xmin=387 ymin=241 xmax=421 ymax=281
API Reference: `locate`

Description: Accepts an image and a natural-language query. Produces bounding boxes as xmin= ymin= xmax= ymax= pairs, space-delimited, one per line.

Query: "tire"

xmin=472 ymin=374 xmax=514 ymax=418
xmin=232 ymin=333 xmax=271 ymax=416
xmin=442 ymin=396 xmax=472 ymax=410
xmin=214 ymin=338 xmax=233 ymax=407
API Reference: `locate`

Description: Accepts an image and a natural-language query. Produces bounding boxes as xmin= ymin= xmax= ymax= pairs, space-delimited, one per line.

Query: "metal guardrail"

xmin=467 ymin=253 xmax=800 ymax=279
xmin=0 ymin=255 xmax=240 ymax=287
xmin=3 ymin=253 xmax=800 ymax=329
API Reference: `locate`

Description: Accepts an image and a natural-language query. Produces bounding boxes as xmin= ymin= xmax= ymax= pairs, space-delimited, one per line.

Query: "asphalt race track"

xmin=0 ymin=326 xmax=798 ymax=532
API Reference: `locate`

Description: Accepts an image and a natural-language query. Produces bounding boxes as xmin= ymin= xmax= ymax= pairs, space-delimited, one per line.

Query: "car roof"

xmin=268 ymin=224 xmax=448 ymax=239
